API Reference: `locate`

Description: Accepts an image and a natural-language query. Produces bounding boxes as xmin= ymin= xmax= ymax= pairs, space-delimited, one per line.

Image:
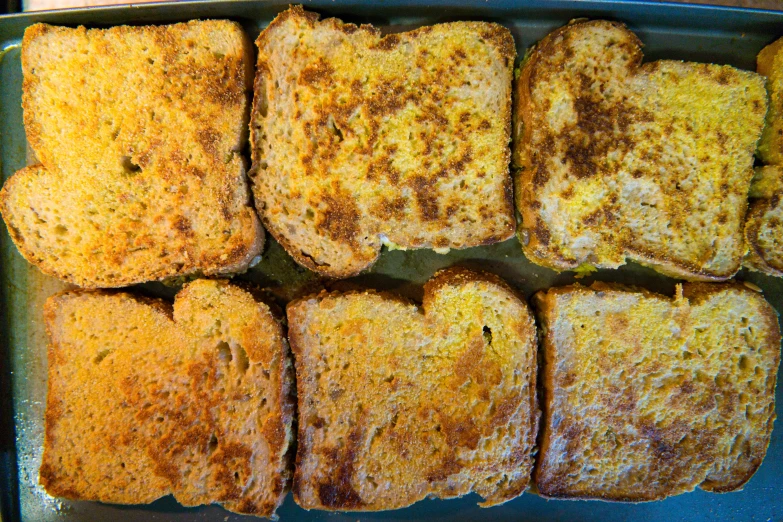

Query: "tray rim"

xmin=1 ymin=0 xmax=783 ymax=26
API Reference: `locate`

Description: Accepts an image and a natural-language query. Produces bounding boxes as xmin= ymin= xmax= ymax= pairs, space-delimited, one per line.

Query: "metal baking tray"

xmin=2 ymin=0 xmax=783 ymax=520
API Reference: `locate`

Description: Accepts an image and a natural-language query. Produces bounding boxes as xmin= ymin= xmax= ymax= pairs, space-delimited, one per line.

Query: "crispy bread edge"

xmin=744 ymin=199 xmax=783 ymax=277
xmin=757 ymin=37 xmax=783 ymax=165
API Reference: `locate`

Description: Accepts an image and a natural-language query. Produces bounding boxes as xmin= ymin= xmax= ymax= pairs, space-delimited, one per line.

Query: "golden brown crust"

xmin=534 ymin=283 xmax=664 ymax=503
xmin=686 ymin=284 xmax=780 ymax=493
xmin=515 ymin=20 xmax=766 ymax=281
xmin=288 ymin=267 xmax=538 ymax=510
xmin=2 ymin=22 xmax=262 ymax=288
xmin=744 ymin=203 xmax=783 ymax=276
xmin=251 ymin=7 xmax=516 ymax=278
xmin=744 ymin=167 xmax=783 ymax=277
xmin=422 ymin=265 xmax=524 ymax=305
xmin=40 ymin=280 xmax=293 ymax=517
xmin=533 ymin=282 xmax=780 ymax=501
xmin=757 ymin=37 xmax=783 ymax=164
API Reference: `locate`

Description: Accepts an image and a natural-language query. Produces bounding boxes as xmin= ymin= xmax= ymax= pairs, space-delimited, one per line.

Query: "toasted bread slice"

xmin=39 ymin=279 xmax=294 ymax=517
xmin=0 ymin=22 xmax=262 ymax=288
xmin=251 ymin=7 xmax=516 ymax=278
xmin=514 ymin=20 xmax=767 ymax=281
xmin=757 ymin=37 xmax=783 ymax=164
xmin=534 ymin=282 xmax=780 ymax=501
xmin=745 ymin=166 xmax=783 ymax=276
xmin=288 ymin=268 xmax=538 ymax=510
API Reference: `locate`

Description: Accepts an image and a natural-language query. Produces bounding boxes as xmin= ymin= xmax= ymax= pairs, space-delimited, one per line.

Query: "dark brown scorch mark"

xmin=317 ymin=426 xmax=365 ymax=508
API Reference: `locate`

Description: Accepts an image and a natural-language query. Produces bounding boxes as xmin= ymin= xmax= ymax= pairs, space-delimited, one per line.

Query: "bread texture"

xmin=251 ymin=7 xmax=516 ymax=278
xmin=288 ymin=267 xmax=538 ymax=510
xmin=0 ymin=22 xmax=263 ymax=288
xmin=534 ymin=282 xmax=780 ymax=501
xmin=514 ymin=20 xmax=767 ymax=281
xmin=744 ymin=166 xmax=783 ymax=276
xmin=757 ymin=37 xmax=783 ymax=164
xmin=39 ymin=279 xmax=294 ymax=517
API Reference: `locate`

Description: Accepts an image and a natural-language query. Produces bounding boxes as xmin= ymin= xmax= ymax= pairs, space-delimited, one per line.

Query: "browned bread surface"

xmin=514 ymin=20 xmax=767 ymax=281
xmin=534 ymin=282 xmax=780 ymax=501
xmin=288 ymin=267 xmax=538 ymax=510
xmin=745 ymin=166 xmax=783 ymax=276
xmin=40 ymin=279 xmax=294 ymax=517
xmin=0 ymin=22 xmax=262 ymax=288
xmin=757 ymin=36 xmax=783 ymax=164
xmin=251 ymin=7 xmax=516 ymax=278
